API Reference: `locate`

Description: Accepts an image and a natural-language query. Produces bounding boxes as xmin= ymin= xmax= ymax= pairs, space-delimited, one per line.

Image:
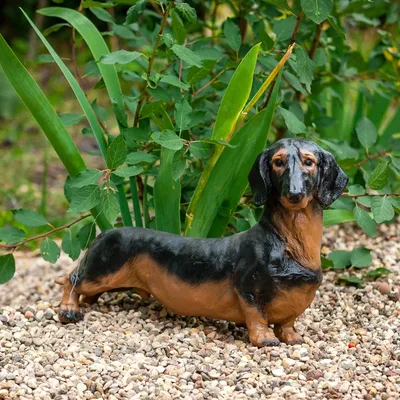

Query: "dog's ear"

xmin=316 ymin=149 xmax=348 ymax=208
xmin=248 ymin=151 xmax=271 ymax=206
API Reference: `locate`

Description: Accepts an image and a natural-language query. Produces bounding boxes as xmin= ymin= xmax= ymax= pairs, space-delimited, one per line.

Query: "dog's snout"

xmin=287 ymin=192 xmax=305 ymax=204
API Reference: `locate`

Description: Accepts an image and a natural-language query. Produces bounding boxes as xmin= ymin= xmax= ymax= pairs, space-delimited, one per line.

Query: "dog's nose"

xmin=287 ymin=192 xmax=305 ymax=204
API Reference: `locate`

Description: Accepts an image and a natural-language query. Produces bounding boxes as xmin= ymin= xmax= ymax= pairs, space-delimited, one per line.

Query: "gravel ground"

xmin=0 ymin=222 xmax=399 ymax=400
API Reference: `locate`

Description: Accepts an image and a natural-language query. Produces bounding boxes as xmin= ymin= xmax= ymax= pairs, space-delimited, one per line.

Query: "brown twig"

xmin=261 ymin=79 xmax=277 ymax=110
xmin=192 ymin=68 xmax=228 ymax=97
xmin=309 ymin=24 xmax=322 ymax=60
xmin=342 ymin=193 xmax=400 ymax=198
xmin=133 ymin=2 xmax=173 ymax=127
xmin=0 ymin=214 xmax=90 ymax=250
xmin=289 ymin=11 xmax=304 ymax=46
xmin=355 ymin=151 xmax=390 ymax=167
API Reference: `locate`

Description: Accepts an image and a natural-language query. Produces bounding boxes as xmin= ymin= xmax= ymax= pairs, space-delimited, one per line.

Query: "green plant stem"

xmin=355 ymin=151 xmax=390 ymax=167
xmin=342 ymin=193 xmax=400 ymax=198
xmin=289 ymin=11 xmax=304 ymax=46
xmin=117 ymin=185 xmax=133 ymax=226
xmin=0 ymin=214 xmax=90 ymax=250
xmin=192 ymin=68 xmax=228 ymax=97
xmin=133 ymin=1 xmax=173 ymax=127
xmin=129 ymin=177 xmax=143 ymax=227
xmin=40 ymin=146 xmax=48 ymax=217
xmin=143 ymin=175 xmax=150 ymax=228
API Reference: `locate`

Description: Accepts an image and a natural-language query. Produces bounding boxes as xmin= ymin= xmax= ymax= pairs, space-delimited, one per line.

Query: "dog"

xmin=56 ymin=138 xmax=348 ymax=347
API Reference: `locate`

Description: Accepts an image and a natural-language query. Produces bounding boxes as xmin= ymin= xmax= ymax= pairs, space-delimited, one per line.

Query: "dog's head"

xmin=248 ymin=139 xmax=348 ymax=210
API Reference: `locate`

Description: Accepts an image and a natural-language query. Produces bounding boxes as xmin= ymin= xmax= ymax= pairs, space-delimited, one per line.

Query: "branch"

xmin=308 ymin=24 xmax=322 ymax=60
xmin=133 ymin=2 xmax=173 ymax=127
xmin=192 ymin=68 xmax=228 ymax=97
xmin=342 ymin=193 xmax=400 ymax=198
xmin=355 ymin=151 xmax=390 ymax=167
xmin=289 ymin=11 xmax=304 ymax=46
xmin=0 ymin=214 xmax=90 ymax=250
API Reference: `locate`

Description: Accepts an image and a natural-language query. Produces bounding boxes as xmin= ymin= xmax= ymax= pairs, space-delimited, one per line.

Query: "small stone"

xmin=44 ymin=309 xmax=55 ymax=319
xmin=374 ymin=282 xmax=391 ymax=295
xmin=27 ymin=378 xmax=37 ymax=389
xmin=35 ymin=310 xmax=44 ymax=321
xmin=271 ymin=368 xmax=285 ymax=377
xmin=24 ymin=311 xmax=34 ymax=319
xmin=77 ymin=382 xmax=87 ymax=392
xmin=282 ymin=358 xmax=295 ymax=369
xmin=340 ymin=382 xmax=350 ymax=393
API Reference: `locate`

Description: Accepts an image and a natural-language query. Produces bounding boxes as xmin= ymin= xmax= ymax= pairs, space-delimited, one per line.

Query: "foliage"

xmin=0 ymin=0 xmax=399 ymax=286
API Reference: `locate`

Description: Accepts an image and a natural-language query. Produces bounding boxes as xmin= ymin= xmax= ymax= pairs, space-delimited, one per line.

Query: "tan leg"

xmin=81 ymin=293 xmax=103 ymax=305
xmin=58 ymin=276 xmax=84 ymax=323
xmin=274 ymin=319 xmax=304 ymax=345
xmin=238 ymin=296 xmax=280 ymax=347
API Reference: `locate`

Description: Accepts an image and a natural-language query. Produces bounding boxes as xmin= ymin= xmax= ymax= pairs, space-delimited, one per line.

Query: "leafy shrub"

xmin=0 ymin=0 xmax=399 ymax=285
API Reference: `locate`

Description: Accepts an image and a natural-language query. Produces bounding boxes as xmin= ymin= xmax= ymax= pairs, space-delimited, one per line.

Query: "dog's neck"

xmin=262 ymin=199 xmax=323 ymax=270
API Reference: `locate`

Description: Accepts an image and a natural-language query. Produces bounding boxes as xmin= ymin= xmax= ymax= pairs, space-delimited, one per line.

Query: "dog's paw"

xmin=59 ymin=308 xmax=84 ymax=324
xmin=260 ymin=337 xmax=281 ymax=347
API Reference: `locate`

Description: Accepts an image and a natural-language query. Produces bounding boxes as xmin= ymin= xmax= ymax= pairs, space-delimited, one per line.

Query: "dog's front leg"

xmin=274 ymin=319 xmax=304 ymax=345
xmin=238 ymin=296 xmax=280 ymax=347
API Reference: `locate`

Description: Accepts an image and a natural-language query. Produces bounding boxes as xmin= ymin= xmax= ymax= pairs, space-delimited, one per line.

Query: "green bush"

xmin=0 ymin=0 xmax=399 ymax=285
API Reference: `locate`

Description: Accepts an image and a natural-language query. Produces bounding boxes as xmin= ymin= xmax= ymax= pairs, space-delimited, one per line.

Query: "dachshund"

xmin=55 ymin=138 xmax=348 ymax=347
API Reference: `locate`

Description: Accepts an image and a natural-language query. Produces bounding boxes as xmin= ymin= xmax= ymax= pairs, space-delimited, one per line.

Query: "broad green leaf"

xmin=356 ymin=196 xmax=372 ymax=208
xmin=348 ymin=184 xmax=365 ymax=195
xmin=62 ymin=231 xmax=81 ymax=261
xmin=294 ymin=46 xmax=315 ymax=92
xmin=68 ymin=185 xmax=101 ymax=213
xmin=101 ymin=188 xmax=120 ymax=226
xmin=151 ymin=130 xmax=184 ymax=151
xmin=390 ymin=155 xmax=400 ymax=172
xmin=327 ymin=16 xmax=346 ymax=39
xmin=371 ymin=196 xmax=394 ymax=223
xmin=100 ymin=50 xmax=143 ymax=65
xmin=126 ymin=151 xmax=157 ymax=165
xmin=174 ymin=99 xmax=192 ymax=132
xmin=280 ymin=108 xmax=307 ymax=134
xmin=321 ymin=256 xmax=334 ymax=269
xmin=0 ymin=227 xmax=25 ymax=244
xmin=113 ymin=165 xmax=144 ymax=177
xmin=175 ymin=3 xmax=197 ymax=22
xmin=107 ymin=135 xmax=127 ymax=169
xmin=356 ymin=117 xmax=378 ymax=149
xmin=354 ymin=207 xmax=377 ymax=237
xmin=171 ymin=44 xmax=202 ymax=68
xmin=40 ymin=239 xmax=61 ymax=264
xmin=224 ymin=18 xmax=241 ymax=52
xmin=0 ymin=254 xmax=15 ymax=284
xmin=368 ymin=161 xmax=389 ymax=190
xmin=60 ymin=113 xmax=84 ymax=127
xmin=301 ymin=0 xmax=333 ymax=24
xmin=126 ymin=0 xmax=146 ymax=24
xmin=338 ymin=276 xmax=364 ymax=286
xmin=211 ymin=43 xmax=260 ymax=141
xmin=82 ymin=0 xmax=115 ymax=8
xmin=327 ymin=250 xmax=351 ymax=270
xmin=160 ymin=75 xmax=190 ymax=90
xmin=350 ymin=247 xmax=372 ymax=268
xmin=390 ymin=197 xmax=400 ymax=212
xmin=39 ymin=8 xmax=127 ymax=127
xmin=323 ymin=209 xmax=354 ymax=226
xmin=14 ymin=209 xmax=48 ymax=227
xmin=171 ymin=8 xmax=186 ymax=45
xmin=90 ymin=7 xmax=113 ymax=22
xmin=365 ymin=268 xmax=391 ymax=279
xmin=196 ymin=139 xmax=237 ymax=148
xmin=161 ymin=33 xmax=175 ymax=48
xmin=190 ymin=142 xmax=213 ymax=159
xmin=66 ymin=169 xmax=103 ymax=200
xmin=77 ymin=222 xmax=96 ymax=249
xmin=172 ymin=153 xmax=187 ymax=181
xmin=0 ymin=33 xmax=111 ymax=232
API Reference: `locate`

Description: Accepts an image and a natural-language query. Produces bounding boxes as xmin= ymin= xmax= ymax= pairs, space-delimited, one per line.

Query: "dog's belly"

xmin=125 ymin=255 xmax=246 ymax=324
xmin=265 ymin=283 xmax=319 ymax=324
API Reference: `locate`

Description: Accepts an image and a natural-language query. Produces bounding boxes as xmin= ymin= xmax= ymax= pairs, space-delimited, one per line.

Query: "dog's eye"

xmin=304 ymin=159 xmax=313 ymax=167
xmin=274 ymin=159 xmax=284 ymax=168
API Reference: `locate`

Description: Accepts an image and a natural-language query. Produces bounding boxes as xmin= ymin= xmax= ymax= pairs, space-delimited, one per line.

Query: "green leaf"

xmin=160 ymin=75 xmax=190 ymax=90
xmin=171 ymin=44 xmax=202 ymax=68
xmin=196 ymin=139 xmax=237 ymax=148
xmin=371 ymin=196 xmax=394 ymax=223
xmin=101 ymin=187 xmax=120 ymax=226
xmin=354 ymin=207 xmax=377 ymax=237
xmin=40 ymin=239 xmax=61 ymax=264
xmin=82 ymin=0 xmax=115 ymax=8
xmin=107 ymin=135 xmax=127 ymax=169
xmin=390 ymin=155 xmax=400 ymax=171
xmin=323 ymin=209 xmax=354 ymax=226
xmin=126 ymin=151 xmax=157 ymax=165
xmin=13 ymin=209 xmax=48 ymax=227
xmin=112 ymin=165 xmax=144 ymax=177
xmin=99 ymin=50 xmax=143 ymax=65
xmin=338 ymin=276 xmax=364 ymax=286
xmin=223 ymin=18 xmax=241 ymax=52
xmin=321 ymin=256 xmax=334 ymax=269
xmin=60 ymin=113 xmax=84 ymax=127
xmin=368 ymin=161 xmax=389 ymax=190
xmin=68 ymin=185 xmax=101 ymax=213
xmin=190 ymin=142 xmax=213 ymax=159
xmin=356 ymin=196 xmax=372 ymax=208
xmin=90 ymin=7 xmax=114 ymax=22
xmin=348 ymin=184 xmax=365 ymax=195
xmin=66 ymin=169 xmax=102 ymax=197
xmin=77 ymin=222 xmax=96 ymax=249
xmin=365 ymin=268 xmax=391 ymax=279
xmin=161 ymin=33 xmax=175 ymax=48
xmin=174 ymin=99 xmax=192 ymax=132
xmin=294 ymin=46 xmax=315 ymax=92
xmin=0 ymin=254 xmax=15 ymax=284
xmin=327 ymin=250 xmax=351 ymax=270
xmin=0 ymin=227 xmax=25 ymax=244
xmin=301 ymin=0 xmax=333 ymax=24
xmin=175 ymin=3 xmax=197 ymax=22
xmin=126 ymin=0 xmax=146 ymax=24
xmin=350 ymin=247 xmax=372 ymax=268
xmin=280 ymin=108 xmax=307 ymax=134
xmin=62 ymin=231 xmax=81 ymax=261
xmin=171 ymin=8 xmax=186 ymax=45
xmin=151 ymin=130 xmax=184 ymax=151
xmin=355 ymin=117 xmax=378 ymax=149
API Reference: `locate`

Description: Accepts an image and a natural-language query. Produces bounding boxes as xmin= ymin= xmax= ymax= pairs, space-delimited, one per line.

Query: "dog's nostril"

xmin=287 ymin=193 xmax=305 ymax=204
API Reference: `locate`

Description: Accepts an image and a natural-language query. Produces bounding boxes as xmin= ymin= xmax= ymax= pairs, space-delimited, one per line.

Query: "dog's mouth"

xmin=280 ymin=195 xmax=311 ymax=210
